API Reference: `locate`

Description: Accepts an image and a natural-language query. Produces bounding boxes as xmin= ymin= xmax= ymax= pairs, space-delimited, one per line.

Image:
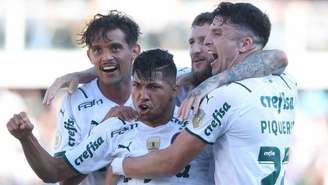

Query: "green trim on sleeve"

xmin=54 ymin=151 xmax=66 ymax=158
xmin=62 ymin=155 xmax=85 ymax=175
xmin=185 ymin=127 xmax=214 ymax=145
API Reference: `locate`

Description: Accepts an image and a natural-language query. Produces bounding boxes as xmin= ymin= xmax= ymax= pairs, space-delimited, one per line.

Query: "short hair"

xmin=212 ymin=2 xmax=271 ymax=48
xmin=79 ymin=10 xmax=140 ymax=47
xmin=191 ymin=12 xmax=214 ymax=27
xmin=133 ymin=49 xmax=177 ymax=84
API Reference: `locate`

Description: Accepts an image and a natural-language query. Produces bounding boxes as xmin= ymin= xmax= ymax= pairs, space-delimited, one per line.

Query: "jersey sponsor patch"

xmin=192 ymin=109 xmax=205 ymax=128
xmin=74 ymin=136 xmax=105 ymax=166
xmin=54 ymin=131 xmax=62 ymax=150
xmin=146 ymin=136 xmax=161 ymax=151
xmin=64 ymin=118 xmax=78 ymax=147
xmin=77 ymin=99 xmax=104 ymax=111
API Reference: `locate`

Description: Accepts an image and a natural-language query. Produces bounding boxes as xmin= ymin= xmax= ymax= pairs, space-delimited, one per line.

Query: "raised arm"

xmin=6 ymin=112 xmax=78 ymax=183
xmin=178 ymin=49 xmax=287 ymax=119
xmin=43 ymin=67 xmax=97 ymax=105
xmin=111 ymin=130 xmax=206 ymax=178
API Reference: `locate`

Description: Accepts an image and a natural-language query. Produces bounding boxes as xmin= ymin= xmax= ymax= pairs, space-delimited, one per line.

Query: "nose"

xmin=191 ymin=43 xmax=201 ymax=55
xmin=139 ymin=87 xmax=150 ymax=102
xmin=204 ymin=33 xmax=213 ymax=48
xmin=101 ymin=49 xmax=114 ymax=61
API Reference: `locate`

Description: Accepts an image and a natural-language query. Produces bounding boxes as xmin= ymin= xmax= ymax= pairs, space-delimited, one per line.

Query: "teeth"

xmin=103 ymin=66 xmax=116 ymax=70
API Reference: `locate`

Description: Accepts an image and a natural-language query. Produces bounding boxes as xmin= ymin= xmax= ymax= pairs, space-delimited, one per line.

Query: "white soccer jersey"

xmin=64 ymin=113 xmax=214 ymax=185
xmin=187 ymin=73 xmax=297 ymax=185
xmin=53 ymin=79 xmax=133 ymax=185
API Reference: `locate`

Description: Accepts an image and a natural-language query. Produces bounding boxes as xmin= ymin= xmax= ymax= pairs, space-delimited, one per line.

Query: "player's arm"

xmin=6 ymin=112 xmax=78 ymax=183
xmin=178 ymin=49 xmax=287 ymax=119
xmin=59 ymin=175 xmax=86 ymax=185
xmin=43 ymin=67 xmax=97 ymax=105
xmin=111 ymin=130 xmax=206 ymax=178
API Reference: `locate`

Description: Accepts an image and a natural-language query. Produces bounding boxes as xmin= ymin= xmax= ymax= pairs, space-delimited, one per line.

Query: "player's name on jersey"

xmin=64 ymin=118 xmax=77 ymax=146
xmin=74 ymin=136 xmax=105 ymax=165
xmin=261 ymin=120 xmax=295 ymax=136
xmin=78 ymin=98 xmax=104 ymax=111
xmin=260 ymin=94 xmax=295 ymax=113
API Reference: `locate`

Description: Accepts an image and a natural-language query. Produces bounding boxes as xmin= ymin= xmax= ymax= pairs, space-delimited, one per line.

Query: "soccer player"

xmin=7 ymin=49 xmax=214 ymax=185
xmin=108 ymin=2 xmax=298 ymax=185
xmin=52 ymin=10 xmax=140 ymax=185
xmin=43 ymin=12 xmax=288 ymax=117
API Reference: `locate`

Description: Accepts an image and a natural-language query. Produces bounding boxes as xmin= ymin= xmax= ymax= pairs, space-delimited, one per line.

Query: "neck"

xmin=97 ymin=78 xmax=131 ymax=105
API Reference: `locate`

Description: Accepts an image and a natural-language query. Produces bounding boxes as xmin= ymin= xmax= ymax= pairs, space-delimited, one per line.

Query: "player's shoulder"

xmin=68 ymin=79 xmax=98 ymax=100
xmin=102 ymin=118 xmax=139 ymax=139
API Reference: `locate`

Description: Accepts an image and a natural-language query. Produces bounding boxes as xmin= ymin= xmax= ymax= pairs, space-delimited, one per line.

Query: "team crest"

xmin=146 ymin=137 xmax=161 ymax=151
xmin=192 ymin=109 xmax=205 ymax=128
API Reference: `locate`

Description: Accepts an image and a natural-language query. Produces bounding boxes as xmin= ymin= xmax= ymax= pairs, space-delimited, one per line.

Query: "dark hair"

xmin=133 ymin=49 xmax=177 ymax=84
xmin=79 ymin=10 xmax=140 ymax=47
xmin=212 ymin=2 xmax=271 ymax=48
xmin=191 ymin=12 xmax=214 ymax=27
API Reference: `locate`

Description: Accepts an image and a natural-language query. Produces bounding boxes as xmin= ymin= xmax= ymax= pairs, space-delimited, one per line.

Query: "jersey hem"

xmin=185 ymin=128 xmax=214 ymax=145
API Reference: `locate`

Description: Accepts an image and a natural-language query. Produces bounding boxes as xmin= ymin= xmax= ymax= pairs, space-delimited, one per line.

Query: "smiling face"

xmin=87 ymin=28 xmax=138 ymax=87
xmin=189 ymin=24 xmax=213 ymax=85
xmin=132 ymin=72 xmax=177 ymax=126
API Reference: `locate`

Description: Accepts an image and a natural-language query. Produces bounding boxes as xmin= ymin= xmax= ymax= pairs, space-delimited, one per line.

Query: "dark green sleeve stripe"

xmin=185 ymin=128 xmax=214 ymax=145
xmin=62 ymin=155 xmax=84 ymax=175
xmin=54 ymin=151 xmax=66 ymax=158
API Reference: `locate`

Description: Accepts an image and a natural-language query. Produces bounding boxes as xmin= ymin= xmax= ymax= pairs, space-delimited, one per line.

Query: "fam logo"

xmin=64 ymin=118 xmax=77 ymax=146
xmin=111 ymin=123 xmax=138 ymax=138
xmin=74 ymin=136 xmax=105 ymax=165
xmin=204 ymin=102 xmax=231 ymax=136
xmin=78 ymin=99 xmax=103 ymax=111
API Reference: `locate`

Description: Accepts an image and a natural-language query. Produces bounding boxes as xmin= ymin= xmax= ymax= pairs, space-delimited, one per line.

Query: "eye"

xmin=188 ymin=39 xmax=195 ymax=46
xmin=110 ymin=43 xmax=122 ymax=53
xmin=91 ymin=47 xmax=102 ymax=54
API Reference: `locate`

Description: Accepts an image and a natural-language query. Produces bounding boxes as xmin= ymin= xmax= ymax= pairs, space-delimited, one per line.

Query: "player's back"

xmin=190 ymin=73 xmax=297 ymax=185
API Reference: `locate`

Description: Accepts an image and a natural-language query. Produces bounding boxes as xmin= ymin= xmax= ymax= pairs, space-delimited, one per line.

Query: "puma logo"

xmin=205 ymin=95 xmax=214 ymax=104
xmin=118 ymin=141 xmax=132 ymax=152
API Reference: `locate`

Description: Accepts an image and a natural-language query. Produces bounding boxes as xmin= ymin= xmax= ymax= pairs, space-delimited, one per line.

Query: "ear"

xmin=87 ymin=49 xmax=96 ymax=65
xmin=239 ymin=37 xmax=255 ymax=53
xmin=131 ymin=43 xmax=141 ymax=60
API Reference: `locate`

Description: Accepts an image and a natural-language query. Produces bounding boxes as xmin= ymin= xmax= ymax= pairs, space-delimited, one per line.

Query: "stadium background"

xmin=0 ymin=0 xmax=327 ymax=184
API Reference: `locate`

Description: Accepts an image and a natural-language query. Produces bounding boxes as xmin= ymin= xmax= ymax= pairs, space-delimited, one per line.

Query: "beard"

xmin=192 ymin=65 xmax=212 ymax=86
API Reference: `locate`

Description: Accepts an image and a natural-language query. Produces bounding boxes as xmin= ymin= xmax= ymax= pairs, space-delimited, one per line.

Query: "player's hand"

xmin=178 ymin=79 xmax=218 ymax=120
xmin=101 ymin=106 xmax=139 ymax=123
xmin=7 ymin=112 xmax=34 ymax=140
xmin=104 ymin=166 xmax=119 ymax=185
xmin=42 ymin=73 xmax=80 ymax=105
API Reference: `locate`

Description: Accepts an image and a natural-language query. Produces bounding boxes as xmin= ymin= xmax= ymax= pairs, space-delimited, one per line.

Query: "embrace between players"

xmin=7 ymin=2 xmax=297 ymax=185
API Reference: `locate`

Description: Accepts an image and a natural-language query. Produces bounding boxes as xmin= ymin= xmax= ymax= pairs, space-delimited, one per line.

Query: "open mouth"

xmin=101 ymin=65 xmax=118 ymax=73
xmin=138 ymin=104 xmax=150 ymax=113
xmin=208 ymin=51 xmax=218 ymax=64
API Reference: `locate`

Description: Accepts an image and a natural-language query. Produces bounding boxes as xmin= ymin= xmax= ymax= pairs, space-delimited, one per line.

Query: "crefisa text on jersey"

xmin=64 ymin=118 xmax=78 ymax=147
xmin=74 ymin=136 xmax=105 ymax=165
xmin=205 ymin=102 xmax=231 ymax=136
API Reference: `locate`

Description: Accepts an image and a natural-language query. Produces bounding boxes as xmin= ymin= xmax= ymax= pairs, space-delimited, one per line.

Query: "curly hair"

xmin=79 ymin=10 xmax=140 ymax=47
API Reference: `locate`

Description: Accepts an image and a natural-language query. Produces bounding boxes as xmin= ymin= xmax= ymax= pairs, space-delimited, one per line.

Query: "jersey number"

xmin=258 ymin=146 xmax=289 ymax=185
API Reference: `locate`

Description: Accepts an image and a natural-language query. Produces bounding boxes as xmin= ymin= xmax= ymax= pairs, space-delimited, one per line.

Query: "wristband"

xmin=111 ymin=157 xmax=125 ymax=175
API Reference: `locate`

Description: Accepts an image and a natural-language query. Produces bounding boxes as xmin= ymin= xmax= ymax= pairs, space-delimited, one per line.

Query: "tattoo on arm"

xmin=224 ymin=49 xmax=287 ymax=84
